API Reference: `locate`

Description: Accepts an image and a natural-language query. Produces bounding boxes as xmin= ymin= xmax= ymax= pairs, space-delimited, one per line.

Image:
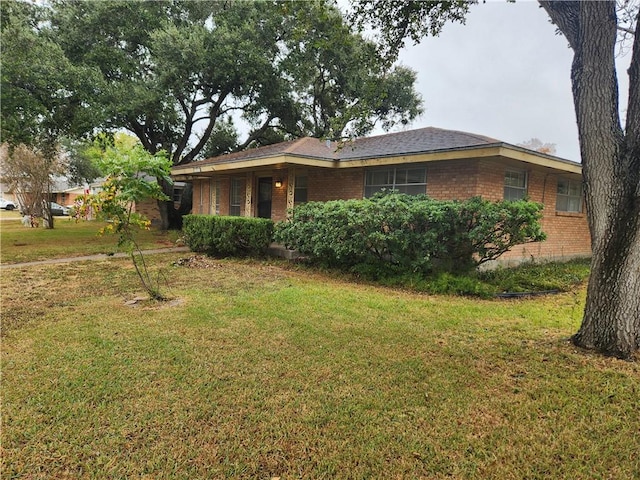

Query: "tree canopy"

xmin=12 ymin=0 xmax=422 ymax=166
xmin=0 ymin=1 xmax=100 ymax=153
xmin=2 ymin=0 xmax=424 ymax=228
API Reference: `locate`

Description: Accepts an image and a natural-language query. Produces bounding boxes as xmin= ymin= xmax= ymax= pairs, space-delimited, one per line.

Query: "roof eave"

xmin=170 ymin=143 xmax=582 ymax=178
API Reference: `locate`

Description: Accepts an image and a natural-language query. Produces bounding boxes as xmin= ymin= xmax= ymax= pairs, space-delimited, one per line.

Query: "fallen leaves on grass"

xmin=173 ymin=255 xmax=223 ymax=269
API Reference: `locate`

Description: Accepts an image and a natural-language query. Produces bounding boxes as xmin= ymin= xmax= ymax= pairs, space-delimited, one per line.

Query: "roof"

xmin=336 ymin=127 xmax=500 ymax=160
xmin=194 ymin=137 xmax=341 ymax=166
xmin=172 ymin=126 xmax=582 ymax=176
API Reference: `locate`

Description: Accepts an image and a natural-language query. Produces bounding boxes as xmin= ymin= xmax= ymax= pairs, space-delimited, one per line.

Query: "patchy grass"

xmin=1 ymin=254 xmax=637 ymax=479
xmin=0 ymin=218 xmax=181 ymax=264
xmin=349 ymin=258 xmax=591 ymax=297
xmin=480 ymin=258 xmax=592 ymax=293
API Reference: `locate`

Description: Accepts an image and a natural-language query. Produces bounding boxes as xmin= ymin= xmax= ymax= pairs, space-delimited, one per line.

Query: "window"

xmin=229 ymin=178 xmax=242 ymax=216
xmin=504 ymin=170 xmax=528 ymax=201
xmin=294 ymin=175 xmax=308 ymax=204
xmin=364 ymin=166 xmax=427 ymax=198
xmin=172 ymin=188 xmax=182 ymax=203
xmin=556 ymin=178 xmax=583 ymax=212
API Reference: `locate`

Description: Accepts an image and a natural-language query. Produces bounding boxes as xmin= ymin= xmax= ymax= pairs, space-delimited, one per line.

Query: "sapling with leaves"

xmin=78 ymin=133 xmax=173 ymax=301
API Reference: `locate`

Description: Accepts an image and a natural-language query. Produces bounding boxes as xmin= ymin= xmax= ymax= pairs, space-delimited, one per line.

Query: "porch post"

xmin=209 ymin=178 xmax=216 ymax=215
xmin=286 ymin=168 xmax=295 ymax=217
xmin=244 ymin=173 xmax=253 ymax=217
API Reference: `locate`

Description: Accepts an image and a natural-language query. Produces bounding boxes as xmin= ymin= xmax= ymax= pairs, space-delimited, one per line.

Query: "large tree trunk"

xmin=157 ymin=177 xmax=193 ymax=230
xmin=540 ymin=1 xmax=640 ymax=359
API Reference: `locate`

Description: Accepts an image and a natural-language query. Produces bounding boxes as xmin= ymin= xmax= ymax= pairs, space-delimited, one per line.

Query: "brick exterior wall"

xmin=188 ymin=158 xmax=591 ymax=263
xmin=271 ymin=175 xmax=288 ymax=221
xmin=135 ymin=199 xmax=161 ymax=225
xmin=426 ymin=159 xmax=479 ymax=200
xmin=308 ymin=168 xmax=364 ymax=203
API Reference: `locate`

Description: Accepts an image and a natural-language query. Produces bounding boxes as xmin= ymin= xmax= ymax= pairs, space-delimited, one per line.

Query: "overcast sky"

xmin=374 ymin=0 xmax=632 ymax=162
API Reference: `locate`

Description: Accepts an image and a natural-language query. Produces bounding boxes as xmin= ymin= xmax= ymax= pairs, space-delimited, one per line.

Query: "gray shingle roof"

xmin=193 ymin=127 xmax=500 ymax=167
xmin=335 ymin=127 xmax=500 ymax=160
xmin=181 ymin=126 xmax=571 ymax=169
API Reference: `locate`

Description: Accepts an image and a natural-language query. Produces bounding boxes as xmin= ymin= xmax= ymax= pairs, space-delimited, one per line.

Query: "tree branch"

xmin=236 ymin=115 xmax=276 ymax=150
xmin=539 ymin=1 xmax=581 ymax=51
xmin=128 ymin=120 xmax=155 ymax=153
xmin=178 ymin=90 xmax=230 ymax=165
xmin=617 ymin=25 xmax=636 ymax=35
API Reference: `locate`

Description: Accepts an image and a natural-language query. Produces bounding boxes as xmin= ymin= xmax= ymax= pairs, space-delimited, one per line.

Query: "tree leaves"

xmin=7 ymin=0 xmax=423 ymax=164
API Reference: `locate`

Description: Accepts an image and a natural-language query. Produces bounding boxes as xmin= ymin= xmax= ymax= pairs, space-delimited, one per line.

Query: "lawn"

xmin=1 ymin=248 xmax=638 ymax=479
xmin=0 ymin=211 xmax=181 ymax=264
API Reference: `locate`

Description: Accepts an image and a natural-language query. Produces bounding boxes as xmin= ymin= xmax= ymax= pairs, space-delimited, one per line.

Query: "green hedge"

xmin=183 ymin=215 xmax=274 ymax=257
xmin=274 ymin=193 xmax=546 ymax=274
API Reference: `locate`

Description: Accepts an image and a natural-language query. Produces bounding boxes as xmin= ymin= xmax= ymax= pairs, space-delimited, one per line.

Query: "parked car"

xmin=0 ymin=197 xmax=17 ymax=210
xmin=48 ymin=202 xmax=70 ymax=216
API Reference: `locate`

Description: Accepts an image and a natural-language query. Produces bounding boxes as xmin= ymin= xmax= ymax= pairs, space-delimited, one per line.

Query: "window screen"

xmin=504 ymin=170 xmax=527 ymax=201
xmin=364 ymin=167 xmax=426 ymax=198
xmin=556 ymin=178 xmax=583 ymax=212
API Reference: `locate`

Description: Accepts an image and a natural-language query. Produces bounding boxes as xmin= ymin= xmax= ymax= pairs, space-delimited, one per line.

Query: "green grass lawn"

xmin=0 ymin=212 xmax=180 ymax=264
xmin=1 ymin=251 xmax=638 ymax=479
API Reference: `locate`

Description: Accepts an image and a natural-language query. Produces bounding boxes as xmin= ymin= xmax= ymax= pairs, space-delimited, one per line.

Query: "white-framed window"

xmin=504 ymin=170 xmax=528 ymax=201
xmin=364 ymin=166 xmax=427 ymax=198
xmin=556 ymin=178 xmax=583 ymax=213
xmin=229 ymin=178 xmax=242 ymax=216
xmin=294 ymin=175 xmax=308 ymax=204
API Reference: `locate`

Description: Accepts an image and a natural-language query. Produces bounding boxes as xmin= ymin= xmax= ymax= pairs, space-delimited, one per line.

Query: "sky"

xmin=371 ymin=0 xmax=632 ymax=162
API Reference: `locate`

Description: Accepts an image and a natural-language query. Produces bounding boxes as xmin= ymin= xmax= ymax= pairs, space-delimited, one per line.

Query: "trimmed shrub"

xmin=274 ymin=192 xmax=546 ymax=273
xmin=183 ymin=215 xmax=274 ymax=257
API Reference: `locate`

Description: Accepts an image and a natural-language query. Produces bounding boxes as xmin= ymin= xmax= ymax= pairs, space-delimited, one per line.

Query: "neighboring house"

xmin=50 ymin=178 xmax=91 ymax=208
xmin=0 ymin=182 xmax=19 ymax=205
xmin=51 ymin=178 xmax=187 ymax=225
xmin=171 ymin=127 xmax=591 ymax=263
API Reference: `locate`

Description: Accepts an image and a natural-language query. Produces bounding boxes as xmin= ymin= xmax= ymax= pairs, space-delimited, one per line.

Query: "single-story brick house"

xmin=171 ymin=127 xmax=590 ymax=263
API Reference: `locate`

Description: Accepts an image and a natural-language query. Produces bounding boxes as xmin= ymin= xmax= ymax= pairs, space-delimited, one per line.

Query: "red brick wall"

xmin=474 ymin=160 xmax=505 ymax=202
xmin=426 ymin=158 xmax=591 ymax=262
xmin=472 ymin=160 xmax=591 ymax=263
xmin=499 ymin=172 xmax=590 ymax=263
xmin=136 ymin=198 xmax=161 ymax=225
xmin=308 ymin=168 xmax=364 ymax=202
xmin=271 ymin=173 xmax=288 ymax=221
xmin=426 ymin=160 xmax=479 ymax=200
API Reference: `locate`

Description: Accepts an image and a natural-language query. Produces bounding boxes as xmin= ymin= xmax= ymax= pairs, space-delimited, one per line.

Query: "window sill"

xmin=555 ymin=211 xmax=584 ymax=218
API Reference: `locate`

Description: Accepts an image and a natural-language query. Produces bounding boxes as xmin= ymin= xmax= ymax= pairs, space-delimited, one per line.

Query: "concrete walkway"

xmin=0 ymin=246 xmax=190 ymax=269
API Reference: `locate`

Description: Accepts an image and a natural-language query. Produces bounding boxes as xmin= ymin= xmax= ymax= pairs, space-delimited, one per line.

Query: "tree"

xmin=0 ymin=143 xmax=66 ymax=228
xmin=42 ymin=0 xmax=423 ymax=229
xmin=0 ymin=1 xmax=101 ymax=151
xmin=1 ymin=1 xmax=102 ymax=228
xmin=57 ymin=138 xmax=102 ymax=188
xmin=79 ymin=133 xmax=173 ymax=301
xmin=518 ymin=138 xmax=557 ymax=155
xmin=350 ymin=0 xmax=640 ymax=359
xmin=539 ymin=1 xmax=639 ymax=360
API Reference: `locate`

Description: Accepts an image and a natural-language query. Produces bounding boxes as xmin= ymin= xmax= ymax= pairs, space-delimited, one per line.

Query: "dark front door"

xmin=257 ymin=177 xmax=272 ymax=218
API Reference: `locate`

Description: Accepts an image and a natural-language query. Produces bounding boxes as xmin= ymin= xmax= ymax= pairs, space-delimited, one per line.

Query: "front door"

xmin=257 ymin=177 xmax=272 ymax=218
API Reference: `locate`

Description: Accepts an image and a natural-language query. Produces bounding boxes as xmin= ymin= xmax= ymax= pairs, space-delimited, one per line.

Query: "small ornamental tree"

xmin=78 ymin=134 xmax=173 ymax=300
xmin=0 ymin=143 xmax=66 ymax=228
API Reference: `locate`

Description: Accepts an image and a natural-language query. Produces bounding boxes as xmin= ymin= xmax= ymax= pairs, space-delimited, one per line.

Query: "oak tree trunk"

xmin=540 ymin=1 xmax=640 ymax=359
xmin=157 ymin=177 xmax=192 ymax=230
